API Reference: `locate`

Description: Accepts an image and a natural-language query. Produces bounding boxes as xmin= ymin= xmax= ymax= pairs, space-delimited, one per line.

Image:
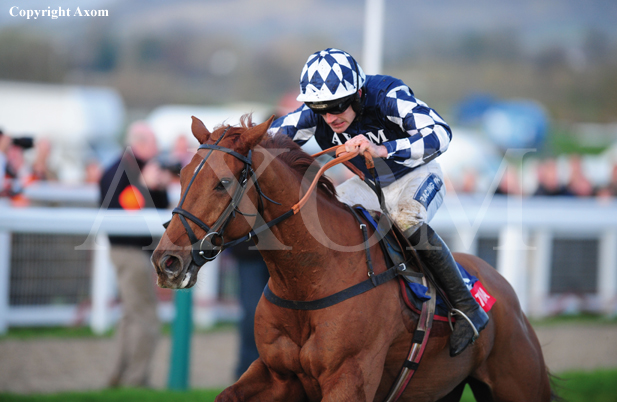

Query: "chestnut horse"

xmin=151 ymin=116 xmax=554 ymax=401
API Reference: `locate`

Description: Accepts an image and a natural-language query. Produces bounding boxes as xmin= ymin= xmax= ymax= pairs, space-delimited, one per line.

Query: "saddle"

xmin=354 ymin=205 xmax=495 ymax=322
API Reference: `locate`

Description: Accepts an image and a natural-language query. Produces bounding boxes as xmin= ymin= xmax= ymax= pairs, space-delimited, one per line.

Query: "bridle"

xmin=167 ymin=127 xmax=280 ymax=266
xmin=166 ymin=128 xmax=376 ymax=267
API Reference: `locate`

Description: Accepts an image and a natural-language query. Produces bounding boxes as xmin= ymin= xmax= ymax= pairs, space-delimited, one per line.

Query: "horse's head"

xmin=152 ymin=114 xmax=274 ymax=289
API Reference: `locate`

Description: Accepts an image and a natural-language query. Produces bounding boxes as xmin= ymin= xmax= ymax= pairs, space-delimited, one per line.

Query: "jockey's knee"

xmin=390 ymin=199 xmax=426 ymax=233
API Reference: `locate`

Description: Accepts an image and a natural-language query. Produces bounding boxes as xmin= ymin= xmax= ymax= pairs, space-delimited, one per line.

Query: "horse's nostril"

xmin=161 ymin=255 xmax=181 ymax=277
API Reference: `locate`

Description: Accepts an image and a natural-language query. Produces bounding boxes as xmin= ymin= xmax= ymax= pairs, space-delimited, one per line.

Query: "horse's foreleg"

xmin=215 ymin=358 xmax=306 ymax=402
xmin=318 ymin=357 xmax=384 ymax=402
xmin=319 ymin=375 xmax=366 ymax=402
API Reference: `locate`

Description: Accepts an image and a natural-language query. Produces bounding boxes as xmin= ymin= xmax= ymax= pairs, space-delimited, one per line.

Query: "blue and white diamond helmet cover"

xmin=296 ymin=48 xmax=366 ymax=103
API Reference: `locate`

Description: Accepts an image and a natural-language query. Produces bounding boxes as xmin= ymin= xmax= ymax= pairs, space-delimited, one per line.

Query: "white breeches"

xmin=336 ymin=160 xmax=446 ymax=233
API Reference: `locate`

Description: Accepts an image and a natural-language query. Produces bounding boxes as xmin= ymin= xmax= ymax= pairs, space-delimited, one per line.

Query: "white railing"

xmin=0 ymin=206 xmax=226 ymax=335
xmin=432 ymin=195 xmax=617 ymax=317
xmin=1 ymin=195 xmax=616 ymax=334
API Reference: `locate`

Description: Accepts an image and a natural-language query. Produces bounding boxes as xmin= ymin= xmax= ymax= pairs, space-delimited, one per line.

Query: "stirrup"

xmin=447 ymin=308 xmax=480 ymax=341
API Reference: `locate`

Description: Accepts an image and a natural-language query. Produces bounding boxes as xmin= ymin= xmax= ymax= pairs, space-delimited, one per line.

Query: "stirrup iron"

xmin=447 ymin=308 xmax=480 ymax=340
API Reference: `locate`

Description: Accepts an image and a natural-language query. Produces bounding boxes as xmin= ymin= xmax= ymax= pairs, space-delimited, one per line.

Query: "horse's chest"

xmin=261 ymin=333 xmax=329 ymax=398
xmin=262 ymin=328 xmax=334 ymax=375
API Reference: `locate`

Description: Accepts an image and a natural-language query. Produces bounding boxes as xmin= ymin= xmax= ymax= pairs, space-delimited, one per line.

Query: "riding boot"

xmin=407 ymin=223 xmax=489 ymax=357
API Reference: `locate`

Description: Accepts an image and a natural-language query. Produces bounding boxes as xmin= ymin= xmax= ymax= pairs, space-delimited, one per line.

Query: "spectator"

xmin=171 ymin=134 xmax=194 ymax=168
xmin=596 ymin=163 xmax=617 ymax=199
xmin=460 ymin=168 xmax=479 ymax=194
xmin=608 ymin=164 xmax=617 ymax=196
xmin=3 ymin=142 xmax=27 ymax=198
xmin=30 ymin=138 xmax=57 ymax=182
xmin=533 ymin=158 xmax=572 ymax=196
xmin=0 ymin=133 xmax=37 ymax=206
xmin=565 ymin=155 xmax=593 ymax=197
xmin=84 ymin=159 xmax=103 ymax=184
xmin=495 ymin=165 xmax=523 ymax=196
xmin=0 ymin=133 xmax=11 ymax=197
xmin=99 ymin=121 xmax=172 ymax=388
xmin=228 ymin=242 xmax=269 ymax=380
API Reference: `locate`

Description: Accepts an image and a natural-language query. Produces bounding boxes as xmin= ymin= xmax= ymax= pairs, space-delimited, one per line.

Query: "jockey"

xmin=268 ymin=48 xmax=488 ymax=357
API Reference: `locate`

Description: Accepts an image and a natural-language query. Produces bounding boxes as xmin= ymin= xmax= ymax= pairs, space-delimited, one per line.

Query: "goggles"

xmin=306 ymin=94 xmax=355 ymax=115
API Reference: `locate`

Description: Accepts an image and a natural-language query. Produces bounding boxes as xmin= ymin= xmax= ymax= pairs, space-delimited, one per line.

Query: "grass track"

xmin=2 ymin=369 xmax=616 ymax=401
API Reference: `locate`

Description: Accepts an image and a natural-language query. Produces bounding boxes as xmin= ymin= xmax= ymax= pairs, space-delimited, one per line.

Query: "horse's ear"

xmin=239 ymin=115 xmax=275 ymax=153
xmin=191 ymin=116 xmax=211 ymax=144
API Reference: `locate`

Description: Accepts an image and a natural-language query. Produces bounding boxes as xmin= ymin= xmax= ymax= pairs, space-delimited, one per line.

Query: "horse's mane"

xmin=262 ymin=133 xmax=340 ymax=201
xmin=216 ymin=115 xmax=340 ymax=202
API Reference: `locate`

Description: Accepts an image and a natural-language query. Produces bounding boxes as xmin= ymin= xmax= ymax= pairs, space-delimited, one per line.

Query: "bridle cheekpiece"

xmin=167 ymin=127 xmax=279 ymax=266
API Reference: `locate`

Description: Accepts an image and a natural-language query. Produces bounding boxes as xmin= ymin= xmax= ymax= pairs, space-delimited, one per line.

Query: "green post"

xmin=168 ymin=289 xmax=193 ymax=390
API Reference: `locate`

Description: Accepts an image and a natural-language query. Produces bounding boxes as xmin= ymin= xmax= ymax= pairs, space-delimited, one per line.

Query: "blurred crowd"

xmin=0 ymin=131 xmax=58 ymax=206
xmin=448 ymin=154 xmax=617 ymax=200
xmin=0 ymin=125 xmax=192 ymax=207
xmin=2 ymin=126 xmax=617 ymax=207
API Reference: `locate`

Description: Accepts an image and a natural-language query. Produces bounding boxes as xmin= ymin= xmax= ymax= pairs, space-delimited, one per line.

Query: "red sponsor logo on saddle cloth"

xmin=400 ymin=264 xmax=496 ymax=323
xmin=430 ymin=279 xmax=495 ymax=322
xmin=470 ymin=280 xmax=495 ymax=312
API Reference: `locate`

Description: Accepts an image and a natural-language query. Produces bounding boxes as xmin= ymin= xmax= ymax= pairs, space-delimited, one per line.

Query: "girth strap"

xmin=263 ymin=263 xmax=404 ymax=310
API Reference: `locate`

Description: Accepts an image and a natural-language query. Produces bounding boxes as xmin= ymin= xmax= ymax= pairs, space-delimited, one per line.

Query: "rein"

xmin=223 ymin=145 xmax=363 ymax=248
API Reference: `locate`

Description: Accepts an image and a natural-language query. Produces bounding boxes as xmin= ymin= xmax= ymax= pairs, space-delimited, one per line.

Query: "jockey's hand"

xmin=344 ymin=134 xmax=388 ymax=158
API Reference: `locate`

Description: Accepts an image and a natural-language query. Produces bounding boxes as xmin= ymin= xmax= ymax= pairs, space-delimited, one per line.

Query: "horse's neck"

xmin=254 ymin=150 xmax=362 ymax=298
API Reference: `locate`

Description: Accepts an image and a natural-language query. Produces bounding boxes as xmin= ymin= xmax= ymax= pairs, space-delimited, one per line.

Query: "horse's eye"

xmin=216 ymin=178 xmax=232 ymax=191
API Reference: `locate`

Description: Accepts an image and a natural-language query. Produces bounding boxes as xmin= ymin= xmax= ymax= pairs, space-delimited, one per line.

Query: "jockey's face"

xmin=322 ymin=106 xmax=356 ymax=134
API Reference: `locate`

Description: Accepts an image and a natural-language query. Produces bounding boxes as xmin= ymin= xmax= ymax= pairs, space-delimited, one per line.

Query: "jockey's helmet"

xmin=296 ymin=48 xmax=366 ymax=109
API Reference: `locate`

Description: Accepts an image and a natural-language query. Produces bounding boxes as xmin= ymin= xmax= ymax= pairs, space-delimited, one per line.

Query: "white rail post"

xmin=496 ymin=225 xmax=530 ymax=313
xmin=528 ymin=230 xmax=552 ymax=318
xmin=362 ymin=0 xmax=384 ymax=75
xmin=0 ymin=231 xmax=11 ymax=334
xmin=599 ymin=229 xmax=617 ymax=316
xmin=90 ymin=234 xmax=116 ymax=334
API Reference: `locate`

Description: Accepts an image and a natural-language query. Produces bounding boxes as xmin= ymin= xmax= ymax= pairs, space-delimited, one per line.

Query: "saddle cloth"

xmin=354 ymin=206 xmax=496 ymax=322
xmin=400 ymin=262 xmax=496 ymax=322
